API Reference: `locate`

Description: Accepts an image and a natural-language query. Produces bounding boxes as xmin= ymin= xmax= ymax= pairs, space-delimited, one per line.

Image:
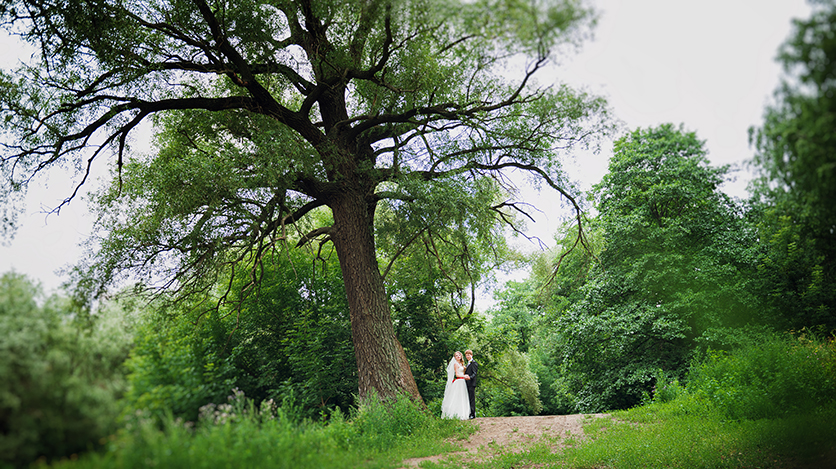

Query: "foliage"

xmin=648 ymin=368 xmax=684 ymax=404
xmin=349 ymin=392 xmax=445 ymax=452
xmin=122 ymin=247 xmax=356 ymax=422
xmin=749 ymin=0 xmax=836 ymax=332
xmin=121 ymin=304 xmax=239 ymax=423
xmin=560 ymin=333 xmax=836 ymax=469
xmin=530 ymin=124 xmax=761 ymax=412
xmin=592 ymin=124 xmax=759 ymax=343
xmin=223 ymin=246 xmax=357 ymax=416
xmin=474 ymin=283 xmax=545 ymax=416
xmin=0 ymin=0 xmax=615 ymax=401
xmin=487 ymin=280 xmax=538 ymax=354
xmin=0 ymin=272 xmax=133 ymax=467
xmin=481 ymin=350 xmax=543 ymax=416
xmin=382 ymin=178 xmax=520 ymax=402
xmin=686 ymin=331 xmax=836 ymax=420
xmin=532 ymin=220 xmax=604 ymax=313
xmin=747 ymin=205 xmax=831 ymax=331
xmin=45 ymin=391 xmax=474 ymax=469
xmin=520 ymin=221 xmax=603 ymax=415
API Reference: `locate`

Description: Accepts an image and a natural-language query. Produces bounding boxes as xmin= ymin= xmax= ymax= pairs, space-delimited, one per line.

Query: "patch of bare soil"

xmin=400 ymin=414 xmax=609 ymax=468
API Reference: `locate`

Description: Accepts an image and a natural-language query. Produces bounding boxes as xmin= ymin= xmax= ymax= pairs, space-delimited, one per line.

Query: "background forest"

xmin=1 ymin=0 xmax=835 ymax=468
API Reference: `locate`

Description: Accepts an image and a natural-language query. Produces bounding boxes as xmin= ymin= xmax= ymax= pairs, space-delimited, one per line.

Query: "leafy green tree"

xmin=544 ymin=125 xmax=760 ymax=411
xmin=749 ymin=0 xmax=836 ymax=331
xmin=477 ymin=221 xmax=602 ymax=415
xmin=0 ymin=273 xmax=133 ymax=467
xmin=488 ymin=280 xmax=538 ymax=354
xmin=529 ymin=219 xmax=603 ymax=317
xmin=0 ymin=0 xmax=613 ymax=401
xmin=480 ymin=349 xmax=543 ymax=416
xmin=506 ymin=222 xmax=603 ymax=414
xmin=123 ymin=247 xmax=356 ymax=420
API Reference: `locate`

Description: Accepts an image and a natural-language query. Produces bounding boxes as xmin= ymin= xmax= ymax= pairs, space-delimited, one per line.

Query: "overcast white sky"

xmin=523 ymin=0 xmax=812 ymax=239
xmin=0 ymin=0 xmax=813 ymax=295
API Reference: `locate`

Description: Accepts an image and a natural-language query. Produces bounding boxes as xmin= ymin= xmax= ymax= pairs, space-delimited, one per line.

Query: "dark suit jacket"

xmin=465 ymin=360 xmax=478 ymax=388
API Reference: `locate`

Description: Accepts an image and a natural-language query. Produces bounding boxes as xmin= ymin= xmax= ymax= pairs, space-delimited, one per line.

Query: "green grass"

xmin=560 ymin=401 xmax=836 ymax=469
xmin=40 ymin=396 xmax=836 ymax=469
xmin=42 ymin=394 xmax=476 ymax=469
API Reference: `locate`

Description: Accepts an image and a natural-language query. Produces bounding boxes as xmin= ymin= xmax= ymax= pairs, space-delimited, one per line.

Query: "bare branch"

xmin=491 ymin=201 xmax=548 ymax=250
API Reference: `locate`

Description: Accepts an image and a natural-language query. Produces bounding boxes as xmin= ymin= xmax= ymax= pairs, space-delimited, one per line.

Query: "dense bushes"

xmin=0 ymin=273 xmax=133 ymax=467
xmin=684 ymin=332 xmax=836 ymax=420
xmin=122 ymin=249 xmax=357 ymax=422
xmin=479 ymin=350 xmax=543 ymax=416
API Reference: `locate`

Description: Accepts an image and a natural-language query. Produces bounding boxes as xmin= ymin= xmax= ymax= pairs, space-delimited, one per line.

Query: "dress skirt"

xmin=441 ymin=378 xmax=470 ymax=420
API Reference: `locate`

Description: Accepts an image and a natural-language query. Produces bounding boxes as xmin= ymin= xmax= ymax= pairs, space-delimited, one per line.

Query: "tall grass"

xmin=45 ymin=391 xmax=474 ymax=469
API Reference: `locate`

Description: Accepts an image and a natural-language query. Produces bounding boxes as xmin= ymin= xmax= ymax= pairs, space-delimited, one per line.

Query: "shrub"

xmin=78 ymin=389 xmax=351 ymax=469
xmin=686 ymin=332 xmax=836 ymax=420
xmin=121 ymin=250 xmax=357 ymax=422
xmin=0 ymin=273 xmax=133 ymax=467
xmin=650 ymin=368 xmax=684 ymax=404
xmin=47 ymin=389 xmax=471 ymax=469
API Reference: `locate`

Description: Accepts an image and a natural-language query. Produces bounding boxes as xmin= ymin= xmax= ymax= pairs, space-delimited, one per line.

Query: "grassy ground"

xmin=567 ymin=403 xmax=833 ymax=469
xmin=40 ymin=394 xmax=477 ymax=469
xmin=415 ymin=402 xmax=836 ymax=469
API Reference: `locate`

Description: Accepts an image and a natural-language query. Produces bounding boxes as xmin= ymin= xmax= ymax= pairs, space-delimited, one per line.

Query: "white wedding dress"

xmin=440 ymin=358 xmax=470 ymax=420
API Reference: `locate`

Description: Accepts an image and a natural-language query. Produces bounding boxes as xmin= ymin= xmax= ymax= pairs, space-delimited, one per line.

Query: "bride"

xmin=441 ymin=351 xmax=470 ymax=419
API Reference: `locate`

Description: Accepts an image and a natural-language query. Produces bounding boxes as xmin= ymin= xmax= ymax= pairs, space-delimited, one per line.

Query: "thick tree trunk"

xmin=329 ymin=189 xmax=423 ymax=403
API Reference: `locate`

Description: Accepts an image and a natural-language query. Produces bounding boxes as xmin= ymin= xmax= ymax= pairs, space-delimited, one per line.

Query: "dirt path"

xmin=400 ymin=414 xmax=609 ymax=467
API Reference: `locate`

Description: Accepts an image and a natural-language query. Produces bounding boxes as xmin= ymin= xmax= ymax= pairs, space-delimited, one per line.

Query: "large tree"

xmin=0 ymin=0 xmax=612 ymax=401
xmin=541 ymin=125 xmax=760 ymax=411
xmin=749 ymin=0 xmax=836 ymax=330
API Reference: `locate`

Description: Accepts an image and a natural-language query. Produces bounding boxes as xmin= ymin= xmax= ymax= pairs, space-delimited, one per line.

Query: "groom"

xmin=463 ymin=349 xmax=478 ymax=419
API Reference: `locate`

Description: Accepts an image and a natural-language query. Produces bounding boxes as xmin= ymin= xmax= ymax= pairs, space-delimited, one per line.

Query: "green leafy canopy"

xmin=0 ymin=0 xmax=615 ymax=400
xmin=0 ymin=0 xmax=613 ymax=300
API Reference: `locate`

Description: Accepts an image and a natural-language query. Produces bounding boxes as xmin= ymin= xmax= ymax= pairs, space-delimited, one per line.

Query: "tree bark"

xmin=329 ymin=188 xmax=423 ymax=403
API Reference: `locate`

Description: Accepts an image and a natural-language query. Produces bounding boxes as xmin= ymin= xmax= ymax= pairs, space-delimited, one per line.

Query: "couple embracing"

xmin=441 ymin=349 xmax=478 ymax=420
